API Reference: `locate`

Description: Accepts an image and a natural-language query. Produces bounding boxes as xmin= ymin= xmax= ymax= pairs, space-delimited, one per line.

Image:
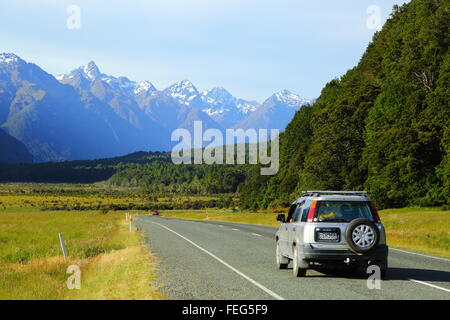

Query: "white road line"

xmin=231 ymin=228 xmax=239 ymax=231
xmin=391 ymin=247 xmax=450 ymax=262
xmin=150 ymin=221 xmax=285 ymax=300
xmin=408 ymin=279 xmax=450 ymax=293
xmin=252 ymin=233 xmax=262 ymax=237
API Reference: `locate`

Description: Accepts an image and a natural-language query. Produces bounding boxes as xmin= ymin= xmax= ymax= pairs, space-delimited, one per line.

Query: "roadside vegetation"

xmin=0 ymin=187 xmax=165 ymax=300
xmin=379 ymin=207 xmax=450 ymax=259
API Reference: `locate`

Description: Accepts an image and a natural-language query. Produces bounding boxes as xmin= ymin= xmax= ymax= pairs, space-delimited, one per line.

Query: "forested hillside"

xmin=0 ymin=151 xmax=169 ymax=183
xmin=239 ymin=0 xmax=449 ymax=209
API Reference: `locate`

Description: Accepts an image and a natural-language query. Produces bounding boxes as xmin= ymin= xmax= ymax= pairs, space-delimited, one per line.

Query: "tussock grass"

xmin=379 ymin=207 xmax=450 ymax=259
xmin=0 ymin=206 xmax=165 ymax=300
xmin=65 ymin=221 xmax=165 ymax=300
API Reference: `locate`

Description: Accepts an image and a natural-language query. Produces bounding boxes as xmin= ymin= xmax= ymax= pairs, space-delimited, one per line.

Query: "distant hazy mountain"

xmin=0 ymin=128 xmax=33 ymax=163
xmin=0 ymin=53 xmax=314 ymax=162
xmin=234 ymin=90 xmax=313 ymax=131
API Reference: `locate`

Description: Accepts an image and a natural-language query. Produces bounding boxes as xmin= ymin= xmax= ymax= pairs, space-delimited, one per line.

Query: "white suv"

xmin=276 ymin=191 xmax=388 ymax=278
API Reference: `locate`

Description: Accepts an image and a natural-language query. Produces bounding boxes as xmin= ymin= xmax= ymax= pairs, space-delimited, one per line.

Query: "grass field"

xmin=0 ymin=183 xmax=223 ymax=211
xmin=379 ymin=207 xmax=450 ymax=259
xmin=158 ymin=207 xmax=450 ymax=259
xmin=0 ymin=190 xmax=165 ymax=300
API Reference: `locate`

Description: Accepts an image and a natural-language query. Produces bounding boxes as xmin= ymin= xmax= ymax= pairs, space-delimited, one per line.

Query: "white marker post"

xmin=59 ymin=233 xmax=68 ymax=260
xmin=129 ymin=217 xmax=133 ymax=232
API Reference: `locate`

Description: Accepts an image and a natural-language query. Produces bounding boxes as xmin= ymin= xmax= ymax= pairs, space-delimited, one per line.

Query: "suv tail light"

xmin=369 ymin=201 xmax=381 ymax=222
xmin=307 ymin=200 xmax=318 ymax=222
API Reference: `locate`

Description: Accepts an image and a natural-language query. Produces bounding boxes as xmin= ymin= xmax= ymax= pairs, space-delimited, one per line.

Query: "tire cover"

xmin=345 ymin=218 xmax=380 ymax=254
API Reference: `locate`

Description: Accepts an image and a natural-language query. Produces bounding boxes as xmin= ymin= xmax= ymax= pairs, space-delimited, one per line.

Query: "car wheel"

xmin=276 ymin=241 xmax=289 ymax=269
xmin=345 ymin=218 xmax=380 ymax=254
xmin=292 ymin=247 xmax=307 ymax=277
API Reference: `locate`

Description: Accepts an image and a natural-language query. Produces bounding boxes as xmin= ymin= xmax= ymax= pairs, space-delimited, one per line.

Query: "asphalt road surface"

xmin=136 ymin=216 xmax=450 ymax=300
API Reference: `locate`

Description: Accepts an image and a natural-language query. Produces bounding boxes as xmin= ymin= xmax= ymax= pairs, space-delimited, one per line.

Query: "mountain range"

xmin=0 ymin=53 xmax=314 ymax=162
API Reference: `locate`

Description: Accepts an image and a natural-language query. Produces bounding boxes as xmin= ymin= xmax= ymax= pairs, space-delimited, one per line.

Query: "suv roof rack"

xmin=301 ymin=190 xmax=368 ymax=197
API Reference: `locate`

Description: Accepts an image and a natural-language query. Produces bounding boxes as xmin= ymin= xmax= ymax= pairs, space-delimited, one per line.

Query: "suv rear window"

xmin=314 ymin=201 xmax=375 ymax=223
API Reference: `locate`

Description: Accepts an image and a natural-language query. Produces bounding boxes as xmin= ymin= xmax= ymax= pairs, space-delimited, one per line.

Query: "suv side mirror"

xmin=276 ymin=214 xmax=286 ymax=223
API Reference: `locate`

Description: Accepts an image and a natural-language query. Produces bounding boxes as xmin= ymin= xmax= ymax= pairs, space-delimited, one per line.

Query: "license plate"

xmin=318 ymin=232 xmax=338 ymax=241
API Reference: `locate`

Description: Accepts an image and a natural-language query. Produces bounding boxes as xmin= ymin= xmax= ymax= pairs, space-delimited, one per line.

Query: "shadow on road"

xmin=387 ymin=267 xmax=450 ymax=283
xmin=287 ymin=267 xmax=450 ymax=283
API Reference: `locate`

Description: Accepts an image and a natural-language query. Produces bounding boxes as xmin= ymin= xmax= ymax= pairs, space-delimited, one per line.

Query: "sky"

xmin=0 ymin=0 xmax=409 ymax=102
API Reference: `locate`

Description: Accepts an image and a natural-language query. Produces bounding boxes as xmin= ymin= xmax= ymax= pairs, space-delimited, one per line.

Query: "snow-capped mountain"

xmin=57 ymin=61 xmax=157 ymax=98
xmin=0 ymin=53 xmax=20 ymax=65
xmin=59 ymin=64 xmax=224 ymax=134
xmin=0 ymin=53 xmax=315 ymax=162
xmin=162 ymin=80 xmax=205 ymax=108
xmin=273 ymin=89 xmax=313 ymax=108
xmin=201 ymin=87 xmax=259 ymax=128
xmin=234 ymin=90 xmax=312 ymax=131
xmin=0 ymin=54 xmax=159 ymax=162
xmin=134 ymin=80 xmax=157 ymax=96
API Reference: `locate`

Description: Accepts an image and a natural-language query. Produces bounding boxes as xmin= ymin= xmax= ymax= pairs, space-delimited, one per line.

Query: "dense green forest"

xmin=107 ymin=162 xmax=248 ymax=195
xmin=240 ymin=0 xmax=449 ymax=209
xmin=0 ymin=151 xmax=170 ymax=183
xmin=0 ymin=150 xmax=251 ymax=196
xmin=0 ymin=0 xmax=448 ymax=210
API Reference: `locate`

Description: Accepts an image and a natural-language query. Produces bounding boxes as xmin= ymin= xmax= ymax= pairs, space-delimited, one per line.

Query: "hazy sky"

xmin=0 ymin=0 xmax=408 ymax=102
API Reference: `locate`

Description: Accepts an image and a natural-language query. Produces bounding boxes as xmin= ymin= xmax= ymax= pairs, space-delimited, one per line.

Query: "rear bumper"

xmin=300 ymin=244 xmax=388 ymax=262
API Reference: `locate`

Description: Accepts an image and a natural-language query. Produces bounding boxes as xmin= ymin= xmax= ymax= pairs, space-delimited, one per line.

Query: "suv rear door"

xmin=279 ymin=204 xmax=296 ymax=254
xmin=287 ymin=201 xmax=305 ymax=257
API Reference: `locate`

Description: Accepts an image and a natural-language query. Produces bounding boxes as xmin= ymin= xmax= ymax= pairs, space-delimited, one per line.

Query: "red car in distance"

xmin=151 ymin=210 xmax=159 ymax=216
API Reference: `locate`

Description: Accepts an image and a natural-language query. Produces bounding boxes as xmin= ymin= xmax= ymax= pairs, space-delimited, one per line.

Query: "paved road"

xmin=136 ymin=216 xmax=450 ymax=300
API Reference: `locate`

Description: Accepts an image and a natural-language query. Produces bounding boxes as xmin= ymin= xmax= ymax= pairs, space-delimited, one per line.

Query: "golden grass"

xmin=0 ymin=256 xmax=69 ymax=299
xmin=379 ymin=207 xmax=450 ymax=259
xmin=65 ymin=221 xmax=165 ymax=300
xmin=0 ymin=206 xmax=165 ymax=300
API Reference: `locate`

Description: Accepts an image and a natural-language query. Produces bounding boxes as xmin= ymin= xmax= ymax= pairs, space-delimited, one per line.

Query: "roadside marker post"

xmin=129 ymin=218 xmax=133 ymax=232
xmin=59 ymin=233 xmax=68 ymax=260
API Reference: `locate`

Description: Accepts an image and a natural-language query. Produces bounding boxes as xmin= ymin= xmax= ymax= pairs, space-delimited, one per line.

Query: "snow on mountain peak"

xmin=201 ymin=87 xmax=234 ymax=106
xmin=134 ymin=80 xmax=156 ymax=95
xmin=0 ymin=53 xmax=19 ymax=64
xmin=201 ymin=87 xmax=259 ymax=120
xmin=274 ymin=90 xmax=310 ymax=107
xmin=164 ymin=80 xmax=201 ymax=106
xmin=82 ymin=61 xmax=101 ymax=80
xmin=175 ymin=79 xmax=197 ymax=92
xmin=59 ymin=61 xmax=102 ymax=82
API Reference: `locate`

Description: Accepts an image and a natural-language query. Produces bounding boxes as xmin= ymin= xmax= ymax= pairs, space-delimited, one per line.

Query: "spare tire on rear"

xmin=345 ymin=218 xmax=379 ymax=254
